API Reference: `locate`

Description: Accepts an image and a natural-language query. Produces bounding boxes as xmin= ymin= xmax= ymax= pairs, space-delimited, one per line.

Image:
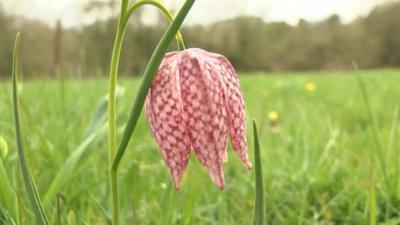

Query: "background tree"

xmin=1 ymin=1 xmax=400 ymax=77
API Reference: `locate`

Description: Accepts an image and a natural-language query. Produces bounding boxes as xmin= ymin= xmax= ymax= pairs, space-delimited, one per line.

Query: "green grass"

xmin=0 ymin=69 xmax=400 ymax=224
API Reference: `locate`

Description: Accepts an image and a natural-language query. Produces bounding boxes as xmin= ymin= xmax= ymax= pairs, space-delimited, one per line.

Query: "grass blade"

xmin=356 ymin=75 xmax=389 ymax=186
xmin=0 ymin=203 xmax=16 ymax=225
xmin=252 ymin=119 xmax=265 ymax=225
xmin=44 ymin=88 xmax=123 ymax=203
xmin=355 ymin=72 xmax=394 ymax=219
xmin=0 ymin=158 xmax=17 ymax=220
xmin=43 ymin=125 xmax=106 ymax=203
xmin=84 ymin=86 xmax=124 ymax=138
xmin=368 ymin=171 xmax=377 ymax=225
xmin=12 ymin=33 xmax=50 ymax=225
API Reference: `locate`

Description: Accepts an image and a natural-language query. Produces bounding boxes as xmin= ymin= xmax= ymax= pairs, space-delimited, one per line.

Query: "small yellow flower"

xmin=0 ymin=136 xmax=8 ymax=158
xmin=268 ymin=111 xmax=279 ymax=122
xmin=305 ymin=82 xmax=316 ymax=92
xmin=275 ymin=80 xmax=283 ymax=87
xmin=261 ymin=89 xmax=269 ymax=97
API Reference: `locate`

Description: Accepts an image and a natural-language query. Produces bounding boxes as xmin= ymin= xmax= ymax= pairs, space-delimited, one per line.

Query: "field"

xmin=0 ymin=70 xmax=399 ymax=224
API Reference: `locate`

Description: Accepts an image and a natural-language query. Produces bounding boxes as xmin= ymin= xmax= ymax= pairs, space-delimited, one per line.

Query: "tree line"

xmin=1 ymin=2 xmax=400 ymax=78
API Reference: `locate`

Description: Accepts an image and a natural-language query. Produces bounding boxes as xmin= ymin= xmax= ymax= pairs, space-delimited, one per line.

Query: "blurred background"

xmin=0 ymin=0 xmax=400 ymax=77
xmin=1 ymin=1 xmax=400 ymax=224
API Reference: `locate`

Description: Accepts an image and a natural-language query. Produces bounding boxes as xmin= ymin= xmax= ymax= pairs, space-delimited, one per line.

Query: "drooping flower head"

xmin=145 ymin=48 xmax=251 ymax=189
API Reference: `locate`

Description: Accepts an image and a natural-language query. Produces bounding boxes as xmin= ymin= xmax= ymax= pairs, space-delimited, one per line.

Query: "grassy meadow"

xmin=0 ymin=69 xmax=400 ymax=224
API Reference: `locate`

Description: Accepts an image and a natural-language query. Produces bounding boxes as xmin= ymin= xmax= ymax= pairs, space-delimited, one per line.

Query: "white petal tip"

xmin=246 ymin=162 xmax=253 ymax=170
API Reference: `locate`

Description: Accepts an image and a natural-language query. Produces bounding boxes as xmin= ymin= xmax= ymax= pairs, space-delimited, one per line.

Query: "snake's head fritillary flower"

xmin=145 ymin=48 xmax=252 ymax=190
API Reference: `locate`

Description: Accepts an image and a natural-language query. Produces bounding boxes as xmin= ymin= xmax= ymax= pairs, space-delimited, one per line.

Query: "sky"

xmin=0 ymin=0 xmax=390 ymax=28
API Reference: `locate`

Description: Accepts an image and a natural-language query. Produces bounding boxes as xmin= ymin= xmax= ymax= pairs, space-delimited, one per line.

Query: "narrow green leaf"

xmin=355 ymin=69 xmax=392 ymax=216
xmin=54 ymin=193 xmax=65 ymax=225
xmin=0 ymin=203 xmax=16 ymax=225
xmin=381 ymin=219 xmax=400 ymax=225
xmin=182 ymin=189 xmax=197 ymax=225
xmin=252 ymin=119 xmax=265 ymax=225
xmin=44 ymin=87 xmax=123 ymax=203
xmin=368 ymin=172 xmax=377 ymax=225
xmin=12 ymin=33 xmax=50 ymax=225
xmin=19 ymin=99 xmax=54 ymax=152
xmin=0 ymin=136 xmax=8 ymax=158
xmin=84 ymin=86 xmax=124 ymax=137
xmin=66 ymin=211 xmax=76 ymax=225
xmin=112 ymin=0 xmax=196 ymax=170
xmin=43 ymin=125 xmax=106 ymax=203
xmin=356 ymin=74 xmax=388 ymax=186
xmin=0 ymin=158 xmax=17 ymax=220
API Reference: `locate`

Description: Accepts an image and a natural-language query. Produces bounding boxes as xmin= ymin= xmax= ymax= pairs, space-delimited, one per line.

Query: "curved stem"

xmin=126 ymin=0 xmax=186 ymax=50
xmin=108 ymin=1 xmax=195 ymax=225
xmin=108 ymin=24 xmax=126 ymax=168
xmin=108 ymin=20 xmax=126 ymax=225
xmin=112 ymin=0 xmax=194 ymax=173
xmin=121 ymin=0 xmax=129 ymax=11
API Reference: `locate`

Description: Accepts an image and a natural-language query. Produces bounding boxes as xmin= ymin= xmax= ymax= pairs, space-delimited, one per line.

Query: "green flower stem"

xmin=108 ymin=21 xmax=125 ymax=169
xmin=121 ymin=0 xmax=129 ymax=13
xmin=108 ymin=18 xmax=126 ymax=225
xmin=112 ymin=0 xmax=194 ymax=171
xmin=107 ymin=1 xmax=195 ymax=225
xmin=126 ymin=0 xmax=186 ymax=50
xmin=108 ymin=0 xmax=186 ymax=168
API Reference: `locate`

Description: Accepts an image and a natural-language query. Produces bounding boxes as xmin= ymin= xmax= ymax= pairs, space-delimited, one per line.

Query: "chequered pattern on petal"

xmin=185 ymin=49 xmax=251 ymax=168
xmin=178 ymin=54 xmax=228 ymax=189
xmin=197 ymin=57 xmax=230 ymax=164
xmin=212 ymin=54 xmax=252 ymax=169
xmin=145 ymin=54 xmax=191 ymax=189
xmin=144 ymin=48 xmax=251 ymax=189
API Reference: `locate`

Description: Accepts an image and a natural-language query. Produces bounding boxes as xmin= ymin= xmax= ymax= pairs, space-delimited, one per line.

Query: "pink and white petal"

xmin=212 ymin=54 xmax=252 ymax=169
xmin=196 ymin=56 xmax=230 ymax=164
xmin=178 ymin=52 xmax=228 ymax=189
xmin=145 ymin=55 xmax=191 ymax=189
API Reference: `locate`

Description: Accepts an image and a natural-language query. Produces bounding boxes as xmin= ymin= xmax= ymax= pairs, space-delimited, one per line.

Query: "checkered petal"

xmin=144 ymin=48 xmax=251 ymax=189
xmin=145 ymin=53 xmax=191 ymax=189
xmin=211 ymin=53 xmax=252 ymax=169
xmin=178 ymin=52 xmax=228 ymax=189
